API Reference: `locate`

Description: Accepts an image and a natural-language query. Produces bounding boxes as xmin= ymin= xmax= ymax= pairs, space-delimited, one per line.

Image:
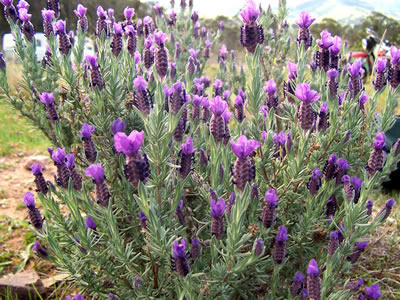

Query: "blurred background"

xmin=1 ymin=0 xmax=400 ymax=57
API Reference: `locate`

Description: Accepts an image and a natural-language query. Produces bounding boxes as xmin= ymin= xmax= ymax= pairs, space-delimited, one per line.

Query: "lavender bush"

xmin=0 ymin=0 xmax=399 ymax=298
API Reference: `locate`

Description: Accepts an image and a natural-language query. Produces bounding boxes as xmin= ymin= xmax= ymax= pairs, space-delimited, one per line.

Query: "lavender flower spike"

xmin=348 ymin=59 xmax=363 ymax=98
xmin=307 ymin=168 xmax=322 ymax=195
xmin=85 ymin=215 xmax=97 ymax=230
xmin=240 ymin=0 xmax=263 ymax=53
xmin=253 ymin=238 xmax=264 ymax=256
xmin=367 ymin=132 xmax=385 ymax=176
xmin=210 ymin=96 xmax=228 ymax=143
xmin=32 ymin=240 xmax=48 ymax=258
xmin=54 ymin=20 xmax=71 ymax=55
xmin=191 ymin=238 xmax=201 ymax=259
xmin=51 ymin=148 xmax=70 ymax=188
xmin=74 ymin=4 xmax=88 ymax=32
xmin=262 ymin=189 xmax=278 ymax=228
xmin=114 ymin=131 xmax=149 ymax=186
xmin=39 ymin=92 xmax=58 ymax=123
xmin=154 ymin=31 xmax=169 ymax=78
xmin=377 ymin=198 xmax=395 ymax=222
xmin=374 ymin=59 xmax=387 ymax=91
xmin=365 ymin=284 xmax=382 ymax=299
xmin=172 ymin=238 xmax=190 ymax=276
xmin=85 ymin=55 xmax=104 ymax=90
xmin=31 ymin=164 xmax=48 ymax=194
xmin=85 ymin=163 xmax=110 ymax=207
xmin=133 ymin=76 xmax=152 ymax=115
xmin=210 ymin=197 xmax=225 ymax=240
xmin=231 ymin=136 xmax=259 ymax=191
xmin=24 ymin=192 xmax=43 ymax=231
xmin=347 ymin=241 xmax=368 ymax=263
xmin=307 ymin=259 xmax=321 ymax=300
xmin=295 ymin=83 xmax=320 ymax=130
xmin=80 ymin=124 xmax=97 ymax=163
xmin=41 ymin=9 xmax=54 ymax=38
xmin=273 ymin=225 xmax=288 ymax=264
xmin=296 ymin=11 xmax=315 ymax=50
xmin=111 ymin=120 xmax=126 ymax=134
xmin=290 ymin=272 xmax=305 ymax=297
xmin=179 ymin=137 xmax=196 ymax=178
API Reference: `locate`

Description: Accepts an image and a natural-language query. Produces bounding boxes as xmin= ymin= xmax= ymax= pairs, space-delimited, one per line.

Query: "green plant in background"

xmin=0 ymin=0 xmax=399 ymax=299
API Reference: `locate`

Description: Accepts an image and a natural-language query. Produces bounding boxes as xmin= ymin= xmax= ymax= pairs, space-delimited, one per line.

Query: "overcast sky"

xmin=152 ymin=0 xmax=400 ymax=18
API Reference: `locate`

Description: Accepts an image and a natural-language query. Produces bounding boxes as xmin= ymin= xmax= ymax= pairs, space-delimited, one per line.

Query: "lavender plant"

xmin=0 ymin=0 xmax=399 ymax=299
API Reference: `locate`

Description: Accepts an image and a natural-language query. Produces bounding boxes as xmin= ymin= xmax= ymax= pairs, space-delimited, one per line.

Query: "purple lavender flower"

xmin=172 ymin=238 xmax=190 ymax=276
xmin=377 ymin=198 xmax=395 ymax=222
xmin=2 ymin=0 xmax=19 ymax=24
xmin=32 ymin=240 xmax=48 ymax=258
xmin=328 ymin=231 xmax=339 ymax=257
xmin=254 ymin=238 xmax=264 ymax=256
xmin=261 ymin=189 xmax=278 ymax=228
xmin=273 ymin=226 xmax=288 ymax=264
xmin=367 ymin=132 xmax=385 ymax=176
xmin=234 ymin=95 xmax=245 ymax=123
xmin=111 ymin=120 xmax=126 ymax=134
xmin=366 ymin=200 xmax=373 ymax=217
xmin=209 ymin=96 xmax=228 ymax=143
xmin=351 ymin=176 xmax=363 ymax=203
xmin=66 ymin=154 xmax=82 ymax=191
xmin=138 ymin=211 xmax=147 ymax=230
xmin=240 ymin=0 xmax=263 ymax=53
xmin=307 ymin=168 xmax=322 ymax=195
xmin=125 ymin=26 xmax=137 ymax=57
xmin=347 ymin=241 xmax=368 ymax=263
xmin=154 ymin=31 xmax=169 ymax=78
xmin=317 ymin=30 xmax=334 ymax=72
xmin=295 ymin=83 xmax=320 ymax=131
xmin=190 ymin=238 xmax=201 ymax=259
xmin=39 ymin=92 xmax=58 ymax=123
xmin=318 ymin=102 xmax=329 ymax=131
xmin=326 ymin=196 xmax=337 ymax=218
xmin=143 ymin=35 xmax=155 ymax=69
xmin=85 ymin=55 xmax=104 ymax=90
xmin=359 ymin=92 xmax=368 ymax=111
xmin=74 ymin=4 xmax=88 ymax=32
xmin=85 ymin=163 xmax=104 ymax=184
xmin=296 ymin=11 xmax=315 ymax=50
xmin=179 ymin=137 xmax=196 ymax=178
xmin=219 ymin=21 xmax=224 ymax=31
xmin=110 ymin=22 xmax=123 ymax=57
xmin=199 ymin=148 xmax=208 ymax=167
xmin=389 ymin=46 xmax=400 ymax=89
xmin=327 ymin=69 xmax=338 ymax=98
xmin=210 ymin=197 xmax=225 ymax=240
xmin=231 ymin=136 xmax=260 ymax=191
xmin=114 ymin=131 xmax=144 ymax=157
xmin=51 ymin=148 xmax=70 ymax=188
xmin=374 ymin=59 xmax=387 ymax=91
xmin=330 ymin=36 xmax=342 ymax=69
xmin=41 ymin=9 xmax=54 ymax=38
xmin=85 ymin=215 xmax=97 ymax=230
xmin=133 ymin=76 xmax=152 ymax=115
xmin=17 ymin=0 xmax=29 ymax=9
xmin=124 ymin=7 xmax=135 ymax=20
xmin=19 ymin=8 xmax=35 ymax=41
xmin=54 ymin=20 xmax=71 ymax=55
xmin=114 ymin=131 xmax=149 ymax=186
xmin=307 ymin=259 xmax=321 ymax=300
xmin=264 ymin=80 xmax=278 ymax=110
xmin=219 ymin=44 xmax=228 ymax=62
xmin=324 ymin=154 xmax=337 ymax=180
xmin=80 ymin=124 xmax=97 ymax=163
xmin=335 ymin=158 xmax=349 ymax=185
xmin=348 ymin=59 xmax=363 ymax=98
xmin=291 ymin=272 xmax=305 ymax=297
xmin=31 ymin=164 xmax=48 ymax=194
xmin=85 ymin=163 xmax=110 ymax=207
xmin=365 ymin=284 xmax=382 ymax=299
xmin=288 ymin=62 xmax=298 ymax=80
xmin=24 ymin=192 xmax=43 ymax=231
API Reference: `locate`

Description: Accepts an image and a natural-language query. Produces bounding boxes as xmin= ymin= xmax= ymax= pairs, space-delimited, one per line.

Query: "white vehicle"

xmin=2 ymin=32 xmax=95 ymax=62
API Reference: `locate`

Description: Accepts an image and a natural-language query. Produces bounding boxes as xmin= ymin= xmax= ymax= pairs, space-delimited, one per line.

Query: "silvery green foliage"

xmin=0 ymin=0 xmax=399 ymax=299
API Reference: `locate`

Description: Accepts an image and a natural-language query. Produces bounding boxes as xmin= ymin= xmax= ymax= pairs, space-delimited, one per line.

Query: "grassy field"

xmin=0 ymin=102 xmax=50 ymax=156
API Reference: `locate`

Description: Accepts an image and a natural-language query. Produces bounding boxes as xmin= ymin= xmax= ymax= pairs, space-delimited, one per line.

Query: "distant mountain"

xmin=287 ymin=0 xmax=400 ymax=24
